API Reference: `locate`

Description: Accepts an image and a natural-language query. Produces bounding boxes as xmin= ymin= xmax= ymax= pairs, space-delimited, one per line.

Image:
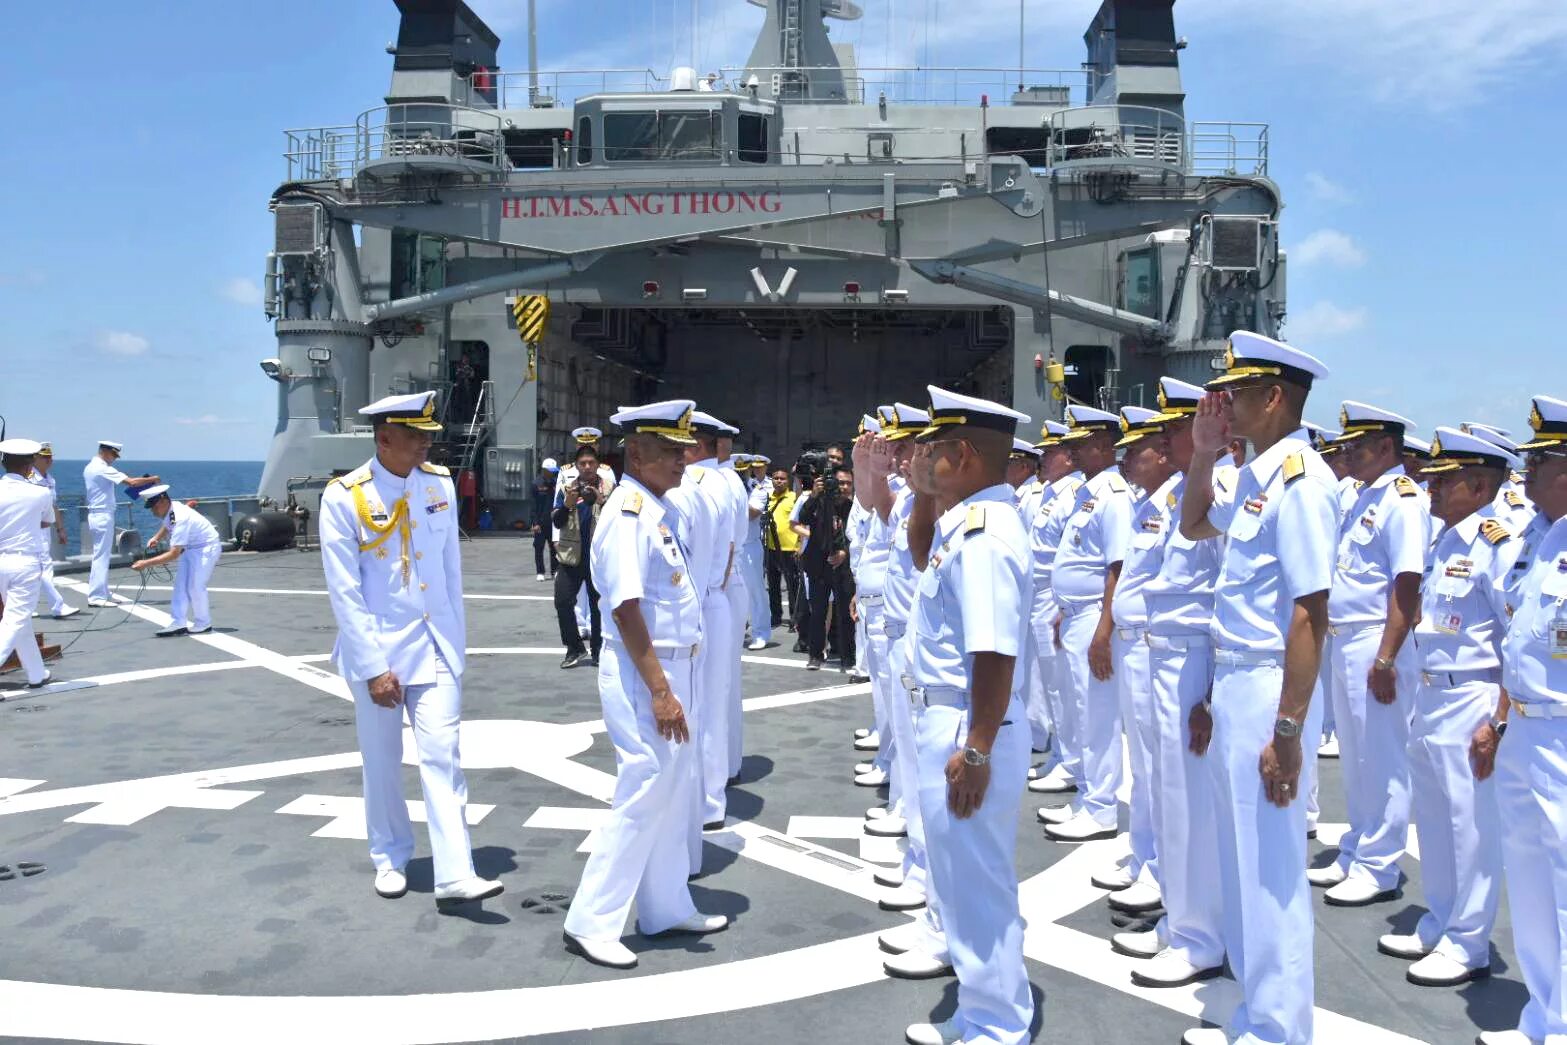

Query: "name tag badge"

xmin=1552 ymin=610 xmax=1567 ymax=660
xmin=1434 ymin=603 xmax=1462 ymax=635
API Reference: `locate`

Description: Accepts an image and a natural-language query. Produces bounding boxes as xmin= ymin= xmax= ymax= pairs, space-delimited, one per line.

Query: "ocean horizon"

xmin=45 ymin=459 xmax=265 ymax=554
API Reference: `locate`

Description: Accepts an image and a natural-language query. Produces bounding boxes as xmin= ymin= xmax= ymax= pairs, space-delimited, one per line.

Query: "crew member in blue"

xmin=1482 ymin=395 xmax=1567 ymax=1045
xmin=1374 ymin=428 xmax=1522 ymax=988
xmin=318 ymin=391 xmax=502 ymax=908
xmin=562 ymin=400 xmax=729 ymax=969
xmin=901 ymin=385 xmax=1034 ymax=1045
xmin=1178 ymin=331 xmax=1337 ymax=1045
xmin=1309 ymin=400 xmax=1431 ymax=906
xmin=1044 ymin=403 xmax=1134 ymax=843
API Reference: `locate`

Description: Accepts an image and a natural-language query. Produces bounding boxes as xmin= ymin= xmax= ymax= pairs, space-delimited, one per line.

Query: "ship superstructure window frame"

xmin=576 ymin=116 xmax=593 ymax=165
xmin=738 ymin=112 xmax=769 ymax=164
xmin=602 ymin=109 xmax=721 ymax=164
xmin=1122 ymin=247 xmax=1161 ymax=320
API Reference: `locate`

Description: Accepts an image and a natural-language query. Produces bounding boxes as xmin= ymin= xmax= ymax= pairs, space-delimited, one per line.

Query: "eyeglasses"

xmin=1525 ymin=449 xmax=1567 ymax=469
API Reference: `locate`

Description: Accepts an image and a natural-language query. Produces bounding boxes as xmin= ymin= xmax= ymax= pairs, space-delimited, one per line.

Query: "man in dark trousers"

xmin=552 ymin=445 xmax=604 ymax=668
xmin=798 ymin=466 xmax=856 ymax=671
xmin=532 ymin=458 xmax=559 ymax=582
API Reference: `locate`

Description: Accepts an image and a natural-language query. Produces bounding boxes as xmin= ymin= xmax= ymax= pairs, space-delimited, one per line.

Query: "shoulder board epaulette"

xmin=1282 ymin=453 xmax=1305 ymax=484
xmin=964 ymin=504 xmax=987 ymax=535
xmin=1063 ymin=477 xmax=1084 ymax=494
xmin=1105 ymin=474 xmax=1128 ymax=494
xmin=419 ymin=462 xmax=450 ymax=477
xmin=1510 ymin=471 xmax=1524 ymax=484
xmin=1504 ymin=490 xmax=1525 ymax=509
xmin=622 ymin=491 xmax=644 ymax=515
xmin=688 ymin=465 xmax=707 ymax=484
xmin=1479 ymin=519 xmax=1511 ymax=546
xmin=1354 ymin=479 xmax=1366 ymax=490
xmin=329 ymin=465 xmax=373 ymax=489
xmin=1166 ymin=491 xmax=1179 ymax=509
xmin=1394 ymin=475 xmax=1419 ymax=497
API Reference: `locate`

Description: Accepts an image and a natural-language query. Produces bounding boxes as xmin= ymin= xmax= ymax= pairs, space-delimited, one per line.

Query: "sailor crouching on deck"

xmin=903 ymin=387 xmax=1035 ymax=1045
xmin=318 ymin=391 xmax=502 ymax=908
xmin=563 ymin=400 xmax=729 ymax=970
xmin=131 ymin=485 xmax=221 ymax=637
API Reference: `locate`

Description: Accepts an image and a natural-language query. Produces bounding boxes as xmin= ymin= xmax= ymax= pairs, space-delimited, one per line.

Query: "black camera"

xmin=793 ymin=449 xmax=829 ymax=480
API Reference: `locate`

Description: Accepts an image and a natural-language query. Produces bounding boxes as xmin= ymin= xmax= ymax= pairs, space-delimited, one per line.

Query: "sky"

xmin=1 ymin=0 xmax=1564 ymax=460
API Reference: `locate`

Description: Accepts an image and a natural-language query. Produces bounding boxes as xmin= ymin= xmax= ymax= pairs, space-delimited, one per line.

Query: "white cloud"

xmin=1286 ymin=301 xmax=1367 ymax=341
xmin=1303 ymin=173 xmax=1353 ymax=205
xmin=219 ymin=277 xmax=263 ymax=306
xmin=174 ymin=414 xmax=249 ymax=426
xmin=1292 ymin=229 xmax=1367 ymax=268
xmin=94 ymin=330 xmax=150 ymax=356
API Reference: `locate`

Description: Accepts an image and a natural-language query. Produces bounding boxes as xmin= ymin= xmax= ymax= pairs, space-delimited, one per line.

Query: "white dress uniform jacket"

xmin=25 ymin=470 xmax=68 ymax=616
xmin=0 ymin=473 xmax=53 ymax=684
xmin=1029 ymin=471 xmax=1085 ymax=769
xmin=1203 ymin=430 xmax=1338 ymax=1045
xmin=717 ymin=458 xmax=751 ymax=775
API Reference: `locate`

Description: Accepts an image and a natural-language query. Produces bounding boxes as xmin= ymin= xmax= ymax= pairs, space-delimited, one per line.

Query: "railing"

xmin=284 ymin=105 xmax=507 ymax=182
xmin=724 ymin=65 xmax=1092 ymax=106
xmin=283 ymin=124 xmax=356 ymax=182
xmin=1046 ymin=106 xmax=1270 ymax=177
xmin=465 ymin=68 xmax=671 ymax=109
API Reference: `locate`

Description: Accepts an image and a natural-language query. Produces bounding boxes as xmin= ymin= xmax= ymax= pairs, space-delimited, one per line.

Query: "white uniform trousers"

xmin=34 ymin=546 xmax=68 ymax=616
xmin=0 ymin=553 xmax=48 ymax=684
xmin=86 ymin=510 xmax=115 ymax=602
xmin=350 ymin=655 xmax=476 ymax=888
xmin=884 ymin=621 xmax=948 ymax=958
xmin=1324 ymin=624 xmax=1414 ymax=891
xmin=917 ymin=698 xmax=1032 ymax=1045
xmin=1061 ymin=605 xmax=1122 ymax=827
xmin=1030 ymin=590 xmax=1071 ymax=771
xmin=744 ymin=541 xmax=770 ymax=646
xmin=567 ymin=648 xmax=700 ymax=941
xmin=1209 ymin=653 xmax=1321 ymax=1045
xmin=1146 ymin=634 xmax=1224 ymax=969
xmin=724 ymin=576 xmax=748 ymax=778
xmin=1114 ymin=628 xmax=1158 ymax=885
xmin=694 ymin=588 xmax=734 ymax=829
xmin=168 ymin=544 xmax=221 ymax=631
xmin=1406 ymin=675 xmax=1501 ymax=968
xmin=862 ymin=602 xmax=899 ymax=809
xmin=1495 ymin=714 xmax=1567 ymax=1042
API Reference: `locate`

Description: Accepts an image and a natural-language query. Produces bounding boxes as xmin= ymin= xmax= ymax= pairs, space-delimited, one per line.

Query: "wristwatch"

xmin=1273 ymin=715 xmax=1302 ymax=739
xmin=962 ymin=746 xmax=991 ymax=767
xmin=1489 ymin=717 xmax=1508 ymax=738
xmin=1373 ymin=656 xmax=1395 ymax=671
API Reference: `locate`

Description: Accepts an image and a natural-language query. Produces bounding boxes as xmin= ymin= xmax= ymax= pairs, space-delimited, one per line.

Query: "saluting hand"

xmin=1192 ymin=392 xmax=1233 ymax=454
xmin=652 ymin=686 xmax=689 ymax=744
xmin=368 ymin=670 xmax=404 ymax=708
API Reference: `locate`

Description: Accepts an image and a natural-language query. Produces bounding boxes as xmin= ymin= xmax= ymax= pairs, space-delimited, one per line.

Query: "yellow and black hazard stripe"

xmin=512 ymin=294 xmax=550 ymax=344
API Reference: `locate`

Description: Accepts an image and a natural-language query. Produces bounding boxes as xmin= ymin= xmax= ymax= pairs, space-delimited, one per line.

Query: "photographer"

xmin=762 ymin=468 xmax=801 ymax=636
xmin=795 ymin=465 xmax=857 ymax=671
xmin=550 ymin=444 xmax=604 ymax=668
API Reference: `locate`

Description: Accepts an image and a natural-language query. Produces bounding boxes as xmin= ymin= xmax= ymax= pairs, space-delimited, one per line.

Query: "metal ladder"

xmin=455 ymin=380 xmax=491 ymax=474
xmin=779 ymin=0 xmax=803 ymax=98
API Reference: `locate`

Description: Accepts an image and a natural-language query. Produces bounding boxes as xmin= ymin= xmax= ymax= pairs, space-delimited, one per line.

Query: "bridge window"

xmin=604 ymin=110 xmax=720 ymax=163
xmin=576 ymin=116 xmax=592 ymax=165
xmin=738 ymin=113 xmax=769 ymax=164
xmin=1123 ymin=248 xmax=1161 ymax=319
xmin=1064 ymin=344 xmax=1111 ymax=406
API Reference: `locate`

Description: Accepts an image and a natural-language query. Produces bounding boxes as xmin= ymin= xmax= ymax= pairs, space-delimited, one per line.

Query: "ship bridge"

xmin=258 ymin=0 xmax=1283 ymax=527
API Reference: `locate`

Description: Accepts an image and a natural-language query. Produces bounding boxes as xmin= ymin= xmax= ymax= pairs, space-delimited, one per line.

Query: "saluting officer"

xmin=1374 ymin=427 xmax=1522 ymax=988
xmin=902 ymin=386 xmax=1034 ymax=1045
xmin=562 ymin=400 xmax=729 ymax=970
xmin=1027 ymin=420 xmax=1084 ymax=796
xmin=1310 ymin=401 xmax=1431 ymax=906
xmin=849 ymin=413 xmax=896 ymax=793
xmin=1178 ymin=331 xmax=1337 ymax=1045
xmin=0 ymin=438 xmax=56 ymax=689
xmin=1043 ymin=403 xmax=1133 ymax=844
xmin=318 ymin=391 xmax=501 ymax=907
xmin=131 ymin=485 xmax=222 ymax=637
xmin=1483 ymin=395 xmax=1567 ymax=1045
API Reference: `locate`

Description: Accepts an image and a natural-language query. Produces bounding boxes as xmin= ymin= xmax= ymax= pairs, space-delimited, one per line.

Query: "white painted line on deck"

xmin=0 ymin=779 xmax=45 ymax=799
xmin=25 ymin=660 xmax=258 ymax=696
xmin=64 ymin=787 xmax=264 ymax=826
xmin=137 ymin=585 xmax=551 ymax=602
xmin=785 ymin=815 xmax=866 ymax=840
xmin=276 ymin=794 xmax=493 ymax=840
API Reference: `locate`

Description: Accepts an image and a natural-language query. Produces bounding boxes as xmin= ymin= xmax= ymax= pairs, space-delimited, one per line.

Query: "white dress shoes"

xmin=905 ymin=1019 xmax=964 ymax=1045
xmin=1306 ymin=863 xmax=1349 ymax=888
xmin=54 ymin=606 xmax=81 ymax=619
xmin=878 ymin=882 xmax=927 ymax=911
xmin=1107 ymin=879 xmax=1162 ymax=913
xmin=1407 ymin=951 xmax=1488 ymax=986
xmin=563 ymin=932 xmax=639 ymax=969
xmin=1475 ymin=1031 xmax=1542 ymax=1045
xmin=1181 ymin=1028 xmax=1234 ymax=1045
xmin=1130 ymin=949 xmax=1224 ymax=988
xmin=1110 ymin=929 xmax=1163 ymax=959
xmin=878 ymin=920 xmax=921 ymax=954
xmin=1318 ymin=736 xmax=1340 ymax=758
xmin=434 ymin=876 xmax=504 ymax=906
xmin=644 ymin=912 xmax=730 ymax=936
xmin=883 ymin=948 xmax=954 ymax=979
xmin=864 ymin=815 xmax=907 ymax=838
xmin=853 ymin=731 xmax=882 ymax=752
xmin=373 ymin=867 xmax=408 ymax=898
xmin=855 ymin=766 xmax=889 ymax=787
xmin=873 ymin=866 xmax=905 ymax=888
xmin=1028 ymin=764 xmax=1078 ymax=794
xmin=155 ymin=626 xmax=188 ymax=638
xmin=855 ymin=761 xmax=878 ymax=776
xmin=1376 ymin=932 xmax=1432 ymax=960
xmin=1091 ymin=864 xmax=1136 ymax=891
xmin=865 ymin=805 xmax=890 ymax=820
xmin=1035 ymin=804 xmax=1075 ymax=826
xmin=86 ymin=598 xmax=118 ymax=608
xmin=1044 ymin=811 xmax=1118 ymax=842
xmin=1323 ymin=875 xmax=1399 ymax=907
xmin=746 ymin=637 xmax=768 ymax=650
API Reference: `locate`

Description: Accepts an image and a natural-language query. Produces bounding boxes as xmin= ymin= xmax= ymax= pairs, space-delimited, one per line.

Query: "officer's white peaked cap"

xmin=611 ymin=400 xmax=697 ymax=446
xmin=1208 ymin=331 xmax=1329 ymax=390
xmin=360 ymin=391 xmax=442 ymax=432
xmin=918 ymin=386 xmax=1031 ymax=441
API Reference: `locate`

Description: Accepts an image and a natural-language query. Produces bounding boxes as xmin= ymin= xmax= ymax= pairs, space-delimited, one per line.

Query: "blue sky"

xmin=2 ymin=0 xmax=1564 ymax=461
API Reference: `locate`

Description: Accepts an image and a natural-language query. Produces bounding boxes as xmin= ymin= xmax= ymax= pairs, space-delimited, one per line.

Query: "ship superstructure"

xmin=259 ymin=0 xmax=1280 ymax=522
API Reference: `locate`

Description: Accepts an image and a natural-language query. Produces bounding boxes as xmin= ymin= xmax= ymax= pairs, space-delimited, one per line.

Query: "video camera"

xmin=792 ymin=449 xmax=830 ymax=482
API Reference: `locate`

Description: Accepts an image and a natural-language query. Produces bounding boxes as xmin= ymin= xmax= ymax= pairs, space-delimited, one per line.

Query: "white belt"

xmin=1214 ymin=647 xmax=1282 ymax=666
xmin=858 ymin=592 xmax=885 ymax=606
xmin=1511 ymin=702 xmax=1567 ymax=720
xmin=601 ymin=638 xmax=700 ymax=662
xmin=901 ymin=674 xmax=967 ymax=709
xmin=1059 ymin=600 xmax=1098 ymax=617
xmin=1146 ymin=633 xmax=1212 ymax=651
xmin=1115 ymin=626 xmax=1147 ymax=642
xmin=1419 ymin=667 xmax=1500 ymax=688
xmin=1327 ymin=620 xmax=1381 ymax=637
xmin=0 ymin=549 xmax=39 ymax=560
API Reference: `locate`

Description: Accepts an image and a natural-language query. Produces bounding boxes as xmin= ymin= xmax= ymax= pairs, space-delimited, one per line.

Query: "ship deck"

xmin=0 ymin=540 xmax=1527 ymax=1045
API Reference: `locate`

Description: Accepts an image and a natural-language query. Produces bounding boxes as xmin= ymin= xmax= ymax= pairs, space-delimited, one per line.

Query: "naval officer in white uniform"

xmin=1481 ymin=395 xmax=1567 ymax=1045
xmin=1026 ymin=420 xmax=1084 ymax=794
xmin=902 ymin=386 xmax=1034 ymax=1045
xmin=1308 ymin=400 xmax=1431 ymax=906
xmin=81 ymin=441 xmax=161 ymax=606
xmin=562 ymin=400 xmax=729 ymax=969
xmin=318 ymin=391 xmax=502 ymax=908
xmin=1178 ymin=331 xmax=1337 ymax=1045
xmin=0 ymin=439 xmax=56 ymax=689
xmin=131 ymin=486 xmax=223 ymax=637
xmin=25 ymin=444 xmax=78 ymax=620
xmin=712 ymin=418 xmax=751 ymax=779
xmin=1375 ymin=428 xmax=1522 ymax=988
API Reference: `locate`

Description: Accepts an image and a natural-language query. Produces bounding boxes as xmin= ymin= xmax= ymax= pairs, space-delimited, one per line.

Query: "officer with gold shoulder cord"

xmin=318 ymin=391 xmax=501 ymax=908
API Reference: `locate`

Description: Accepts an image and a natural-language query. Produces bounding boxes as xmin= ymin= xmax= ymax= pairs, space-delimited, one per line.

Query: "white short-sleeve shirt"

xmin=1051 ymin=467 xmax=1134 ymax=606
xmin=1328 ymin=465 xmax=1432 ymax=626
xmin=83 ymin=456 xmax=129 ymax=513
xmin=592 ymin=475 xmax=701 ymax=648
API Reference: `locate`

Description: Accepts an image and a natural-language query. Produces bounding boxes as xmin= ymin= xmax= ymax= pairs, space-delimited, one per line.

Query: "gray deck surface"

xmin=0 ymin=541 xmax=1527 ymax=1044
